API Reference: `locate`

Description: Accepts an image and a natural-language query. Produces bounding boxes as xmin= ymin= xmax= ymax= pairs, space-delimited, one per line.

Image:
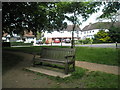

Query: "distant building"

xmin=2 ymin=30 xmax=36 ymax=43
xmin=44 ymin=25 xmax=81 ymax=43
xmin=23 ymin=30 xmax=35 ymax=43
xmin=80 ymin=22 xmax=120 ymax=40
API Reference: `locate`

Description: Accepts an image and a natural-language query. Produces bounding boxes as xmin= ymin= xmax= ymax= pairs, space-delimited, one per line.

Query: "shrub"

xmin=76 ymin=38 xmax=92 ymax=44
xmin=42 ymin=38 xmax=46 ymax=43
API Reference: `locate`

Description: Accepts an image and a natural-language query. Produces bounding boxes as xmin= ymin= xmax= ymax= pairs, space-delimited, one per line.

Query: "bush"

xmin=93 ymin=30 xmax=111 ymax=43
xmin=83 ymin=38 xmax=91 ymax=44
xmin=42 ymin=38 xmax=46 ymax=44
xmin=76 ymin=38 xmax=92 ymax=44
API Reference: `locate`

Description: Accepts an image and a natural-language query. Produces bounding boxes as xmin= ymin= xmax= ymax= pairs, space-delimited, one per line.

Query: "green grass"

xmin=82 ymin=71 xmax=119 ymax=88
xmin=76 ymin=47 xmax=120 ymax=66
xmin=3 ymin=46 xmax=120 ymax=66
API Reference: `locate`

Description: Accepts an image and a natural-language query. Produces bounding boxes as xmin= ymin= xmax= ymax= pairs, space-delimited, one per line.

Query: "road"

xmin=12 ymin=43 xmax=120 ymax=48
xmin=36 ymin=43 xmax=120 ymax=48
xmin=75 ymin=43 xmax=120 ymax=48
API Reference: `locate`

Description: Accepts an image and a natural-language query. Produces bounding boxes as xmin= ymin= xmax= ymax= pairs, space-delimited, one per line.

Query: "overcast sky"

xmin=65 ymin=5 xmax=106 ymax=29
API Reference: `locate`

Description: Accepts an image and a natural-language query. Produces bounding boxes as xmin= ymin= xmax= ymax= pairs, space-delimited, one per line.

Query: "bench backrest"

xmin=40 ymin=47 xmax=75 ymax=61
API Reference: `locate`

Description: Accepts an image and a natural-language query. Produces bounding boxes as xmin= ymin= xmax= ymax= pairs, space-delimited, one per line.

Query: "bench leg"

xmin=65 ymin=63 xmax=69 ymax=74
xmin=33 ymin=60 xmax=36 ymax=67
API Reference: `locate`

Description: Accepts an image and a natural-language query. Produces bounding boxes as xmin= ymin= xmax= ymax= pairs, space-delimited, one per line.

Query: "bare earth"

xmin=2 ymin=51 xmax=119 ymax=88
xmin=2 ymin=51 xmax=57 ymax=88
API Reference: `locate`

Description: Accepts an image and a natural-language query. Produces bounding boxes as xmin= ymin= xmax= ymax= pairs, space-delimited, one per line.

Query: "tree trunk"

xmin=71 ymin=24 xmax=75 ymax=48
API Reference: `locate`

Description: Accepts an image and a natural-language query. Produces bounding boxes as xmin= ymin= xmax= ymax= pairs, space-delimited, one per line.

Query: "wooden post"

xmin=116 ymin=42 xmax=117 ymax=48
xmin=61 ymin=38 xmax=62 ymax=46
xmin=65 ymin=63 xmax=68 ymax=74
xmin=51 ymin=41 xmax=52 ymax=46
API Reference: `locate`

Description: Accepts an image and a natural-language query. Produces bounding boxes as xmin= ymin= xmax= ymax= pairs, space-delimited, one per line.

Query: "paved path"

xmin=75 ymin=61 xmax=119 ymax=75
xmin=3 ymin=51 xmax=120 ymax=75
xmin=76 ymin=43 xmax=120 ymax=48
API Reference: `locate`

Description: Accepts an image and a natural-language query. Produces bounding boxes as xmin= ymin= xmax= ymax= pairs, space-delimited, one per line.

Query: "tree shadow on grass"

xmin=2 ymin=52 xmax=24 ymax=74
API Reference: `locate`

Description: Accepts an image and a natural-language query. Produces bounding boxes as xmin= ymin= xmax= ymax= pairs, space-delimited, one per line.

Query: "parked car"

xmin=54 ymin=39 xmax=60 ymax=43
xmin=36 ymin=40 xmax=43 ymax=44
xmin=62 ymin=39 xmax=65 ymax=42
xmin=65 ymin=39 xmax=71 ymax=43
xmin=45 ymin=40 xmax=49 ymax=44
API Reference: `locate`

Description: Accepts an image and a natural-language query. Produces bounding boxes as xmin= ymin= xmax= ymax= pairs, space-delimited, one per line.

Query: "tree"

xmin=93 ymin=30 xmax=111 ymax=43
xmin=56 ymin=2 xmax=102 ymax=48
xmin=2 ymin=2 xmax=67 ymax=36
xmin=2 ymin=2 xmax=47 ymax=36
xmin=99 ymin=2 xmax=120 ymax=22
xmin=98 ymin=2 xmax=120 ymax=43
xmin=109 ymin=26 xmax=120 ymax=43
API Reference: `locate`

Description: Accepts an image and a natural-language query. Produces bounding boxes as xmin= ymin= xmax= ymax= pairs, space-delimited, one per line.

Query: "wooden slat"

xmin=33 ymin=47 xmax=75 ymax=74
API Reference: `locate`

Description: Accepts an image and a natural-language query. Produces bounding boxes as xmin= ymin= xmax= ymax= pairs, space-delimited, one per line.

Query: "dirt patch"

xmin=2 ymin=51 xmax=57 ymax=88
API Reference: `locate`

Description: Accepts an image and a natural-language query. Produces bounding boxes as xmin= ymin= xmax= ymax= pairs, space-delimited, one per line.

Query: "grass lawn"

xmin=3 ymin=46 xmax=119 ymax=66
xmin=3 ymin=52 xmax=119 ymax=88
xmin=75 ymin=47 xmax=120 ymax=66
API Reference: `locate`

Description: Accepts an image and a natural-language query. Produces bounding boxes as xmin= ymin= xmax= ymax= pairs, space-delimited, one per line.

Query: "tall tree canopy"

xmin=99 ymin=2 xmax=120 ymax=21
xmin=98 ymin=2 xmax=120 ymax=43
xmin=2 ymin=2 xmax=102 ymax=36
xmin=2 ymin=2 xmax=67 ymax=36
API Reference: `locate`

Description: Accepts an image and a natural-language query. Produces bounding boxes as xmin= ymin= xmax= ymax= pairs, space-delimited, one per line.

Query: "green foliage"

xmin=36 ymin=31 xmax=42 ymax=40
xmin=109 ymin=26 xmax=120 ymax=43
xmin=93 ymin=30 xmax=111 ymax=43
xmin=82 ymin=38 xmax=92 ymax=44
xmin=76 ymin=38 xmax=92 ymax=44
xmin=42 ymin=38 xmax=46 ymax=44
xmin=99 ymin=2 xmax=120 ymax=19
xmin=2 ymin=2 xmax=67 ymax=35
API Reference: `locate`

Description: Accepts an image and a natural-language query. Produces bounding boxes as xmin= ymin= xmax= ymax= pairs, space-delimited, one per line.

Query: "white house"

xmin=80 ymin=22 xmax=120 ymax=40
xmin=2 ymin=30 xmax=36 ymax=43
xmin=44 ymin=25 xmax=81 ymax=43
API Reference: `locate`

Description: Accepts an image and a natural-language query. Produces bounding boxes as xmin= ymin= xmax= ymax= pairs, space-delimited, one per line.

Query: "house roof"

xmin=23 ymin=35 xmax=35 ymax=38
xmin=61 ymin=25 xmax=81 ymax=31
xmin=82 ymin=22 xmax=120 ymax=31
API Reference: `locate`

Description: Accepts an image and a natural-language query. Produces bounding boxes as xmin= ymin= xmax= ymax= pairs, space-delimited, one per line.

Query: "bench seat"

xmin=33 ymin=47 xmax=75 ymax=74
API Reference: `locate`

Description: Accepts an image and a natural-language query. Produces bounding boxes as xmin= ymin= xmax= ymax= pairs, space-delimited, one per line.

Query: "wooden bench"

xmin=32 ymin=47 xmax=75 ymax=74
